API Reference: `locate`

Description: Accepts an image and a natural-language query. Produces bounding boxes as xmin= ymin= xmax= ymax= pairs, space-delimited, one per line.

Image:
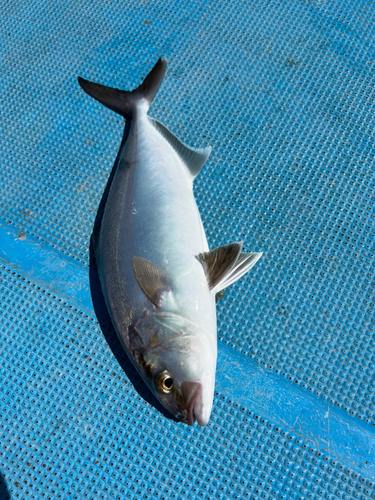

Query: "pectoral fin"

xmin=197 ymin=242 xmax=262 ymax=294
xmin=133 ymin=256 xmax=171 ymax=308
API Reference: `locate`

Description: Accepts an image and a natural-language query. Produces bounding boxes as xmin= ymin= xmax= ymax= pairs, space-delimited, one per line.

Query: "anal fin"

xmin=150 ymin=117 xmax=211 ymax=179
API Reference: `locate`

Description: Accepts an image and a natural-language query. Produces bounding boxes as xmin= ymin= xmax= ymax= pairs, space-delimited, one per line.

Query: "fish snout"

xmin=180 ymin=381 xmax=207 ymax=426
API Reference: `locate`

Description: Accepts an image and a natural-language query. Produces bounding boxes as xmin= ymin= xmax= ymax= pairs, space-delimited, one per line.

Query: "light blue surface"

xmin=1 ymin=0 xmax=375 ymax=498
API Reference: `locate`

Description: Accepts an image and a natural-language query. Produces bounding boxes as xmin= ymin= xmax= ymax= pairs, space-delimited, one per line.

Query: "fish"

xmin=78 ymin=58 xmax=262 ymax=426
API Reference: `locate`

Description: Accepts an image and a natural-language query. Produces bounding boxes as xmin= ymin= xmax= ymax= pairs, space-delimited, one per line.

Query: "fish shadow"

xmin=89 ymin=123 xmax=179 ymax=423
xmin=0 ymin=472 xmax=10 ymax=500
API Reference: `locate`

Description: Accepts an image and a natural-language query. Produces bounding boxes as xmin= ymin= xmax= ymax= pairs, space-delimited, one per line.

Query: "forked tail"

xmin=78 ymin=57 xmax=167 ymax=118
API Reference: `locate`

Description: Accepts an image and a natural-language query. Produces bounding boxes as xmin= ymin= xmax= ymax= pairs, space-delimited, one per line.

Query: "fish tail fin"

xmin=78 ymin=57 xmax=168 ymax=118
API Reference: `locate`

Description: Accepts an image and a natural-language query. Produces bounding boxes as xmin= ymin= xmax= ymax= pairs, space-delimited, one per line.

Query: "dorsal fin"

xmin=197 ymin=243 xmax=263 ymax=294
xmin=133 ymin=256 xmax=171 ymax=308
xmin=150 ymin=118 xmax=211 ymax=179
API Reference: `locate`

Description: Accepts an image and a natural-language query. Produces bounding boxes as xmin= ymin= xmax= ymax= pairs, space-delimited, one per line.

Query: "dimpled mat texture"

xmin=1 ymin=0 xmax=375 ymax=499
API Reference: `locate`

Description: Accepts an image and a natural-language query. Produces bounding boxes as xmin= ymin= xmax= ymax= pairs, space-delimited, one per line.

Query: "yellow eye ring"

xmin=155 ymin=371 xmax=174 ymax=393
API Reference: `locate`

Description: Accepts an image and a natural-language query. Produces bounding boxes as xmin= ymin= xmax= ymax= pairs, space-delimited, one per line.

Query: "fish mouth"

xmin=180 ymin=381 xmax=203 ymax=426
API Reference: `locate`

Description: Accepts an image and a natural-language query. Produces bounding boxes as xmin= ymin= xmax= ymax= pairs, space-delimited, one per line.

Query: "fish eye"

xmin=155 ymin=370 xmax=174 ymax=393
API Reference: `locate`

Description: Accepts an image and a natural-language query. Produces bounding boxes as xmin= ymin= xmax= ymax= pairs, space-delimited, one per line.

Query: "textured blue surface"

xmin=1 ymin=0 xmax=375 ymax=499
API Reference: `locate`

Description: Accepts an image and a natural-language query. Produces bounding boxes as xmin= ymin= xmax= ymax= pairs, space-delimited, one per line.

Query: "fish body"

xmin=78 ymin=59 xmax=262 ymax=426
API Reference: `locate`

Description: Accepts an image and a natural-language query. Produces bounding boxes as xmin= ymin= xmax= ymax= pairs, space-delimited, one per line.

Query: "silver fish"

xmin=78 ymin=58 xmax=262 ymax=426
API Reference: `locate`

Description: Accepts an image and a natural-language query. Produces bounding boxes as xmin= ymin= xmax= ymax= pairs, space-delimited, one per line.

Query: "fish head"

xmin=131 ymin=311 xmax=216 ymax=426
